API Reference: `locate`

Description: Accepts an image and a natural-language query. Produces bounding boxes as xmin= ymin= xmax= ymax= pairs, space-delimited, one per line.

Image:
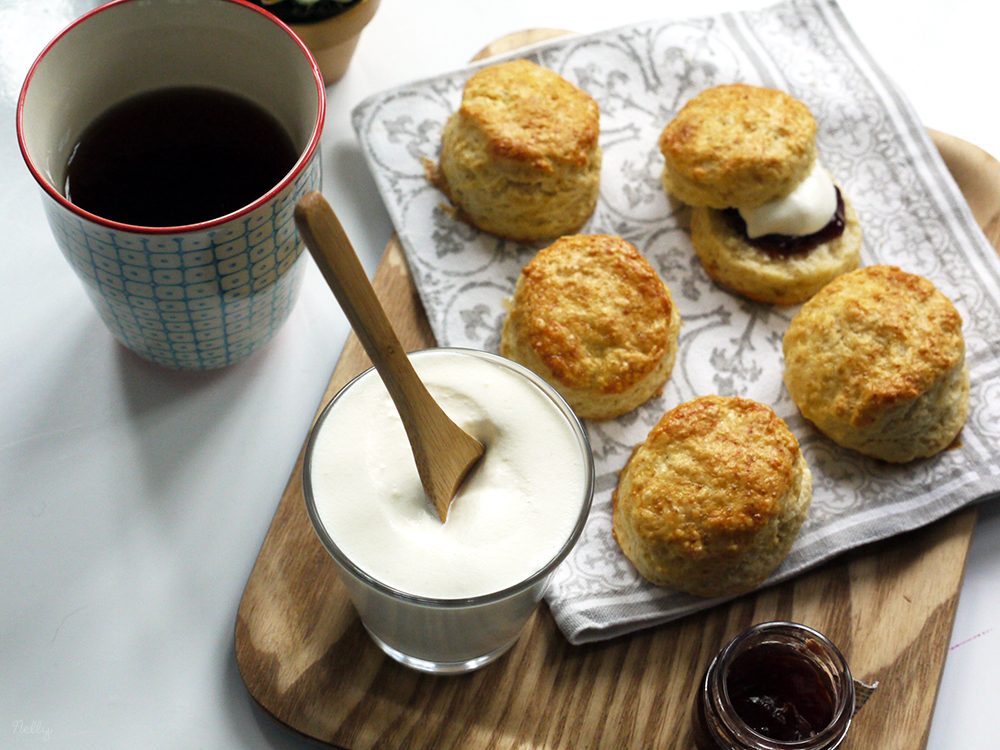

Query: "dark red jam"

xmin=725 ymin=641 xmax=836 ymax=742
xmin=723 ymin=188 xmax=846 ymax=255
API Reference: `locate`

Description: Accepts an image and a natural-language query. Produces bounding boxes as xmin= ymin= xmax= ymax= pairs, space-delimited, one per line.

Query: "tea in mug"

xmin=64 ymin=87 xmax=299 ymax=227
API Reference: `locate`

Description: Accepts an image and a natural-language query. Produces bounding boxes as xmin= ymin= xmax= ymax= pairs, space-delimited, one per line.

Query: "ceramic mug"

xmin=17 ymin=0 xmax=325 ymax=370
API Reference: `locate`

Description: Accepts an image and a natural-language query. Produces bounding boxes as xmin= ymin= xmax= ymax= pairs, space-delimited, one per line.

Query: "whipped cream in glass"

xmin=304 ymin=348 xmax=594 ymax=673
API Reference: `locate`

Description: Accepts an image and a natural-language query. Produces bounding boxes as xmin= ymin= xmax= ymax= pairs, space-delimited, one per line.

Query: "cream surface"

xmin=739 ymin=161 xmax=837 ymax=238
xmin=309 ymin=351 xmax=588 ymax=599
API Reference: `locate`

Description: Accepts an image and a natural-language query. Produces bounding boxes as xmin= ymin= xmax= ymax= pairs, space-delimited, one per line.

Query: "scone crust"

xmin=612 ymin=396 xmax=812 ymax=597
xmin=689 ymin=189 xmax=862 ymax=305
xmin=459 ymin=59 xmax=599 ymax=170
xmin=659 ymin=84 xmax=817 ymax=209
xmin=500 ymin=234 xmax=680 ymax=420
xmin=783 ymin=265 xmax=968 ymax=462
xmin=437 ymin=59 xmax=602 ymax=241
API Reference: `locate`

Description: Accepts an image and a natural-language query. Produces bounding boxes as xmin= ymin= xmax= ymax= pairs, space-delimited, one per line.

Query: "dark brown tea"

xmin=64 ymin=87 xmax=298 ymax=227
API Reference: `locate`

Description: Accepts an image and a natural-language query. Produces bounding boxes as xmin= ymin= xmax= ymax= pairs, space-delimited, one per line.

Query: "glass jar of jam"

xmin=692 ymin=622 xmax=859 ymax=750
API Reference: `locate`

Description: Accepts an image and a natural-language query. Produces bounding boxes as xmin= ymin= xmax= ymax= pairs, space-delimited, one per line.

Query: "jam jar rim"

xmin=705 ymin=620 xmax=856 ymax=750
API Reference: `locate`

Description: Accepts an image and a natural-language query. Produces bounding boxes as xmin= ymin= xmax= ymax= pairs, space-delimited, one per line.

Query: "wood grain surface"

xmin=235 ymin=30 xmax=1000 ymax=750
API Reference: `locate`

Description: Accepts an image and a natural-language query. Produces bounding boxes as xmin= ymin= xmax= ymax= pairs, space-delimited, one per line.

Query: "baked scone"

xmin=783 ymin=265 xmax=969 ymax=463
xmin=434 ymin=59 xmax=601 ymax=241
xmin=689 ymin=183 xmax=862 ymax=305
xmin=612 ymin=396 xmax=812 ymax=597
xmin=659 ymin=84 xmax=817 ymax=210
xmin=500 ymin=234 xmax=681 ymax=420
xmin=659 ymin=84 xmax=861 ymax=304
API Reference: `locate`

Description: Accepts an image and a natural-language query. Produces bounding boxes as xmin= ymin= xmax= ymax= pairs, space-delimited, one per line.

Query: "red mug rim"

xmin=15 ymin=0 xmax=327 ymax=236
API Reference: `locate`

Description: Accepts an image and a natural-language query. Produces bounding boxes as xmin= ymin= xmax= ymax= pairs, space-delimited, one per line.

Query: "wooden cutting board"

xmin=235 ymin=29 xmax=1000 ymax=750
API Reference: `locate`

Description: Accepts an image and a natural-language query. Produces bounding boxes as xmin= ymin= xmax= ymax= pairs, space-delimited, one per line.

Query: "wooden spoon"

xmin=294 ymin=191 xmax=484 ymax=522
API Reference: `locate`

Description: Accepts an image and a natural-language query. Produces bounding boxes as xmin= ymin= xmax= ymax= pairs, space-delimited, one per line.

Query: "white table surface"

xmin=2 ymin=1 xmax=997 ymax=747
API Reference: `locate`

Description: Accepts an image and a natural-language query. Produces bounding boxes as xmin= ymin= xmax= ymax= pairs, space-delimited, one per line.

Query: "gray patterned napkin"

xmin=351 ymin=0 xmax=1000 ymax=644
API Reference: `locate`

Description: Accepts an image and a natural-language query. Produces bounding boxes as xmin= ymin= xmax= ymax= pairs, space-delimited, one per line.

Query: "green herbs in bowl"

xmin=254 ymin=0 xmax=362 ymax=24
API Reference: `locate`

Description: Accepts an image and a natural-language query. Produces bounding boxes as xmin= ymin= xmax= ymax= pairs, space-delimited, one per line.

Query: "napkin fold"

xmin=352 ymin=0 xmax=1000 ymax=645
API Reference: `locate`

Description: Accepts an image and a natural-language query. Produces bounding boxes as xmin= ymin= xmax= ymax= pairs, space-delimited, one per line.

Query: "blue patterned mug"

xmin=17 ymin=0 xmax=325 ymax=369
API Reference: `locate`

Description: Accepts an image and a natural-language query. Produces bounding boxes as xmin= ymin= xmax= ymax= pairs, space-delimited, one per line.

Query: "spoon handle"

xmin=295 ymin=192 xmax=440 ymax=429
xmin=294 ymin=191 xmax=483 ymax=521
xmin=295 ymin=191 xmax=417 ymax=403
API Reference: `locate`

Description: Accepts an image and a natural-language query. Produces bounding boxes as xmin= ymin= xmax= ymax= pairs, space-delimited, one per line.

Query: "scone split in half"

xmin=500 ymin=234 xmax=681 ymax=420
xmin=659 ymin=83 xmax=862 ymax=304
xmin=659 ymin=84 xmax=818 ymax=210
xmin=613 ymin=395 xmax=812 ymax=598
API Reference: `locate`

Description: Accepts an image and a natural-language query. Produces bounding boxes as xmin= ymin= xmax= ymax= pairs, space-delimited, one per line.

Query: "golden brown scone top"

xmin=509 ymin=234 xmax=675 ymax=395
xmin=615 ymin=396 xmax=801 ymax=559
xmin=659 ymin=83 xmax=817 ymax=208
xmin=783 ymin=265 xmax=965 ymax=428
xmin=458 ymin=59 xmax=599 ymax=172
